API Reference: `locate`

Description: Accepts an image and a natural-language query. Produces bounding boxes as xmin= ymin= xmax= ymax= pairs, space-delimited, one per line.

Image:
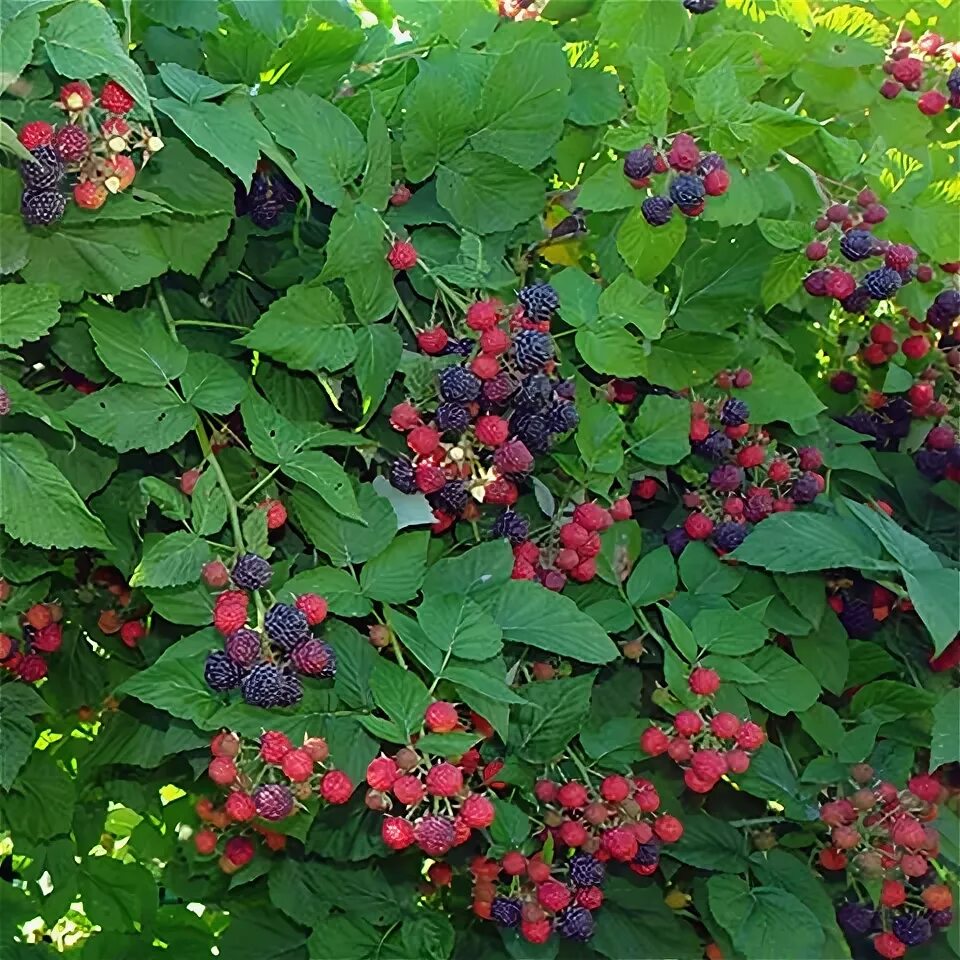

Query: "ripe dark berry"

xmin=491 ymin=897 xmax=522 ymax=927
xmin=254 ymin=783 xmax=294 ymax=820
xmin=263 ymin=603 xmax=309 ymax=652
xmin=232 ymin=553 xmax=272 ymax=590
xmin=830 ymin=371 xmax=857 ymax=394
xmin=388 ymin=458 xmax=416 ymax=493
xmin=490 ymin=509 xmax=529 ymax=545
xmin=432 ymin=479 xmax=468 ymax=515
xmin=839 ymin=229 xmax=875 ymax=262
xmin=803 ymin=270 xmax=829 ymax=296
xmin=669 ymin=174 xmax=705 ymax=208
xmin=712 ymin=522 xmax=747 ymax=551
xmin=683 ymin=0 xmax=719 ymax=11
xmin=517 ymin=282 xmax=559 ymax=322
xmin=438 ymin=365 xmax=481 ymax=402
xmin=824 ymin=269 xmax=856 ymax=300
xmin=557 ymin=906 xmax=594 ymax=941
xmin=863 ymin=266 xmax=902 ymax=300
xmin=623 ymin=146 xmax=655 ymax=182
xmin=719 ymin=397 xmax=749 ymax=426
xmin=21 ymin=146 xmax=64 ymax=190
xmin=20 ymin=190 xmax=66 ymax=226
xmin=204 ymin=651 xmax=244 ymax=691
xmin=435 ymin=401 xmax=470 ymax=433
xmin=839 ymin=287 xmax=872 ymax=315
xmin=240 ymin=662 xmax=285 ymax=707
xmin=641 ymin=195 xmax=673 ymax=226
xmin=513 ymin=330 xmax=554 ymax=372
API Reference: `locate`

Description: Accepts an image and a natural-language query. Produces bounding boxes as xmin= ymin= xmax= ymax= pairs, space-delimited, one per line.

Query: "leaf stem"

xmin=153 ymin=280 xmax=177 ymax=339
xmin=174 ymin=319 xmax=250 ymax=331
xmin=428 ymin=646 xmax=454 ymax=694
xmin=237 ymin=465 xmax=282 ymax=506
xmin=779 ymin=151 xmax=831 ymax=207
xmin=390 ymin=634 xmax=408 ymax=670
xmin=729 ymin=816 xmax=785 ymax=828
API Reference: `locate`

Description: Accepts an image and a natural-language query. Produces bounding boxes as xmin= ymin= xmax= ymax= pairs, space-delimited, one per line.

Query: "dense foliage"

xmin=0 ymin=0 xmax=958 ymax=958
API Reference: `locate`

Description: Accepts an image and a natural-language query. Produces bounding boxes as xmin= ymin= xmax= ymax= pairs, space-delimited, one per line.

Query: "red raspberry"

xmin=74 ymin=180 xmax=108 ymax=211
xmin=202 ymin=560 xmax=230 ymax=588
xmin=554 ymin=548 xmax=579 ymax=571
xmin=602 ymin=826 xmax=638 ymax=862
xmin=485 ymin=477 xmax=518 ymax=504
xmin=918 ymin=89 xmax=948 ymax=115
xmin=901 ymin=853 xmax=929 ymax=877
xmin=820 ymin=799 xmax=856 ymax=827
xmin=208 ymin=757 xmax=237 ymax=786
xmin=609 ymin=497 xmax=632 ymax=521
xmin=703 ymin=168 xmax=730 ymax=196
xmin=213 ymin=591 xmax=248 ymax=635
xmin=766 ymin=459 xmax=791 ymax=483
xmin=684 ymin=512 xmax=713 ymax=540
xmin=891 ymin=816 xmax=926 ymax=849
xmin=558 ymin=819 xmax=588 ymax=847
xmin=407 ymin=425 xmax=440 ymax=457
xmin=466 ymin=299 xmax=501 ymax=331
xmin=881 ymin=879 xmax=906 ymax=907
xmin=926 ymin=425 xmax=955 ymax=450
xmin=675 ymin=712 xmax=704 ymax=739
xmin=390 ymin=402 xmax=420 ymax=431
xmin=60 ymin=81 xmax=94 ymax=111
xmin=382 ymin=816 xmax=415 ymax=849
xmin=880 ymin=79 xmax=902 ymax=99
xmin=576 ymin=533 xmax=602 ymax=559
xmin=902 ymin=335 xmax=930 ymax=359
xmin=470 ymin=353 xmax=500 ymax=379
xmin=653 ymin=815 xmax=683 ymax=843
xmin=737 ymin=444 xmax=766 ymax=469
xmin=688 ymin=666 xmax=720 ymax=696
xmin=640 ymin=727 xmax=670 ymax=756
xmin=425 ymin=762 xmax=463 ymax=797
xmin=461 ymin=793 xmax=495 ymax=828
xmin=475 ymin=415 xmax=509 ymax=447
xmin=892 ymin=57 xmax=924 ymax=84
xmin=534 ymin=779 xmax=557 ymax=802
xmin=818 ymin=847 xmax=847 ymax=870
xmin=824 ymin=269 xmax=856 ymax=300
xmin=425 ymin=701 xmax=459 ymax=732
xmin=576 ymin=886 xmax=603 ymax=910
xmin=26 ymin=604 xmax=52 ymax=629
xmin=211 ymin=732 xmax=240 ymax=757
xmin=922 ymin=885 xmax=953 ymax=911
xmin=415 ymin=461 xmax=446 ymax=493
xmin=691 ymin=749 xmax=727 ymax=781
xmin=281 ymin=748 xmax=314 ymax=782
xmin=18 ymin=121 xmax=54 ymax=149
xmin=797 ymin=446 xmax=823 ymax=471
xmin=320 ymin=770 xmax=353 ymax=804
xmin=415 ymin=815 xmax=455 ymax=856
xmin=862 ymin=343 xmax=887 ymax=366
xmin=521 ymin=920 xmax=551 ymax=945
xmin=710 ymin=713 xmax=741 ymax=739
xmin=559 ymin=522 xmax=590 ymax=549
xmin=570 ymin=559 xmax=596 ymax=583
xmin=194 ymin=830 xmax=218 ymax=855
xmin=480 ymin=326 xmax=511 ymax=355
xmin=100 ymin=80 xmax=135 ymax=114
xmin=428 ymin=862 xmax=453 ymax=887
xmin=389 ymin=184 xmax=412 ymax=206
xmin=873 ymin=933 xmax=907 ymax=959
xmin=417 ymin=328 xmax=448 ymax=354
xmin=259 ymin=730 xmax=293 ymax=763
xmin=634 ymin=478 xmax=659 ymax=500
xmin=733 ymin=721 xmax=764 ymax=750
xmin=916 ymin=264 xmax=933 ymax=282
xmin=526 ymin=859 xmax=551 ymax=885
xmin=537 ymin=879 xmax=572 ymax=911
xmin=501 ymin=850 xmax=527 ymax=876
xmin=18 ymin=655 xmax=47 ymax=683
xmin=600 ymin=775 xmax=631 ymax=804
xmin=120 ymin=620 xmax=145 ymax=648
xmin=885 ymin=244 xmax=916 ymax=270
xmin=393 ymin=774 xmax=425 ymax=805
xmin=908 ymin=774 xmax=941 ymax=803
xmin=256 ymin=498 xmax=285 ymax=529
xmin=104 ymin=154 xmax=136 ymax=192
xmin=556 ymin=781 xmax=589 ymax=809
xmin=483 ymin=760 xmax=506 ymax=789
xmin=387 ymin=240 xmax=418 ymax=270
xmin=572 ymin=502 xmax=609 ymax=532
xmin=33 ymin=623 xmax=63 ymax=653
xmin=225 ymin=791 xmax=257 ymax=822
xmin=831 ymin=825 xmax=860 ymax=850
xmin=667 ymin=133 xmax=699 ymax=171
xmin=512 ymin=558 xmax=536 ymax=580
xmin=366 ymin=757 xmax=399 ymax=791
xmin=805 ymin=241 xmax=828 ymax=261
xmin=689 ymin=417 xmax=710 ymax=441
xmin=684 ymin=768 xmax=718 ymax=793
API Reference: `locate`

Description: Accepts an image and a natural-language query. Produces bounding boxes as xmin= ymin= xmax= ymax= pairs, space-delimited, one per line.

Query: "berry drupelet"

xmin=517 ymin=282 xmax=560 ymax=322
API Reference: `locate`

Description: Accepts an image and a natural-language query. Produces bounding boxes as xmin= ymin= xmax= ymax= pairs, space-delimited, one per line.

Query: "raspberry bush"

xmin=1 ymin=1 xmax=958 ymax=958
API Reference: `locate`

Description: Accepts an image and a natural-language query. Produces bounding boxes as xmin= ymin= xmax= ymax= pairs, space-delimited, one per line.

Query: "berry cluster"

xmin=827 ymin=576 xmax=906 ymax=639
xmin=508 ymin=498 xmax=633 ymax=590
xmin=0 ymin=601 xmax=64 ymax=683
xmin=90 ymin=565 xmax=147 ymax=648
xmin=817 ymin=765 xmax=952 ymax=959
xmin=640 ymin=668 xmax=766 ymax=791
xmin=204 ymin=554 xmax=334 ymax=707
xmin=369 ymin=702 xmax=499 ymax=857
xmin=638 ymin=377 xmax=825 ymax=555
xmin=16 ymin=79 xmax=162 ymax=225
xmin=878 ymin=28 xmax=960 ymax=115
xmin=387 ymin=286 xmax=578 ymax=537
xmin=193 ymin=730 xmax=352 ymax=872
xmin=803 ymin=193 xmax=919 ymax=309
xmin=237 ymin=163 xmax=298 ymax=228
xmin=857 ymin=320 xmax=941 ymax=369
xmin=623 ymin=133 xmax=730 ymax=227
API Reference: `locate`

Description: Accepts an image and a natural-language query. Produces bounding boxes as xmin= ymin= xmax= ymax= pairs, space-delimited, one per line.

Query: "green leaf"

xmin=576 ymin=322 xmax=648 ymax=378
xmin=443 ymin=664 xmax=529 ymax=705
xmin=598 ymin=273 xmax=666 ymax=339
xmin=792 ymin=609 xmax=848 ymax=695
xmin=255 ymin=87 xmax=364 ymax=207
xmin=550 ymin=268 xmax=600 ymax=328
xmin=422 ymin=540 xmax=514 ymax=599
xmin=731 ymin=355 xmax=824 ymax=429
xmin=707 ymin=876 xmax=825 ymax=960
xmin=0 ymin=12 xmax=38 ymax=96
xmin=693 ymin=608 xmax=768 ymax=656
xmin=130 ymin=532 xmax=212 ymax=588
xmin=738 ymin=647 xmax=821 ymax=715
xmin=401 ymin=60 xmax=476 ymax=181
xmin=157 ymin=62 xmax=240 ymax=103
xmin=156 ymin=96 xmax=265 ymax=182
xmin=415 ymin=731 xmax=483 ymax=757
xmin=2 ymin=753 xmax=75 ymax=840
xmin=850 ymin=680 xmax=937 ymax=718
xmin=239 ymin=283 xmax=356 ymax=373
xmin=487 ymin=580 xmax=619 ymax=663
xmin=436 ymin=151 xmax=544 ymax=234
xmin=626 ymin=546 xmax=677 ymax=607
xmin=617 ymin=209 xmax=686 ymax=283
xmin=353 ymin=325 xmax=402 ymax=423
xmin=360 ymin=532 xmax=429 ymax=603
xmin=679 ymin=542 xmax=743 ymax=596
xmin=633 ymin=59 xmax=670 ymax=135
xmin=0 ymin=684 xmax=45 ymax=790
xmin=86 ymin=305 xmax=188 ymax=386
xmin=567 ymin=67 xmax=622 ymax=126
xmin=372 ymin=475 xmax=436 ymax=531
xmin=419 ymin=593 xmax=503 ymax=661
xmin=489 ymin=799 xmax=531 ymax=849
xmin=930 ymin=688 xmax=960 ymax=771
xmin=578 ymin=162 xmax=643 ymax=213
xmin=284 ymin=451 xmax=361 ymax=521
xmin=280 ymin=566 xmax=371 ymax=618
xmin=631 ymin=395 xmax=689 ymax=465
xmin=369 ymin=658 xmax=430 ymax=737
xmin=668 ymin=815 xmax=750 ymax=872
xmin=471 ymin=40 xmax=570 ymax=167
xmin=0 ymin=433 xmax=109 ymax=550
xmin=757 ymin=219 xmax=809 ymax=251
xmin=576 ymin=402 xmax=624 ymax=474
xmin=241 ymin=389 xmax=315 ymax=464
xmin=761 ymin=252 xmax=808 ymax=311
xmin=65 ymin=385 xmax=196 ymax=453
xmin=798 ymin=703 xmax=845 ymax=752
xmin=179 ymin=352 xmax=246 ymax=414
xmin=292 ymin=483 xmax=397 ymax=566
xmin=140 ymin=476 xmax=190 ymax=521
xmin=906 ymin=568 xmax=960 ymax=658
xmin=0 ymin=282 xmax=59 ymax=348
xmin=401 ymin=912 xmax=455 ymax=960
xmin=510 ymin=673 xmax=595 ymax=763
xmin=731 ymin=512 xmax=885 ymax=574
xmin=79 ymin=857 xmax=157 ymax=933
xmin=44 ymin=0 xmax=151 ymax=114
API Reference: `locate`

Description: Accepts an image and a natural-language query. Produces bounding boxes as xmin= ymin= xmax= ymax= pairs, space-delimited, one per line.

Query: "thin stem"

xmin=779 ymin=150 xmax=831 ymax=207
xmin=153 ymin=280 xmax=177 ymax=339
xmin=390 ymin=634 xmax=408 ymax=670
xmin=729 ymin=816 xmax=784 ymax=828
xmin=428 ymin=646 xmax=454 ymax=694
xmin=174 ymin=319 xmax=250 ymax=331
xmin=567 ymin=747 xmax=597 ymax=788
xmin=237 ymin=466 xmax=282 ymax=506
xmin=394 ymin=297 xmax=419 ymax=336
